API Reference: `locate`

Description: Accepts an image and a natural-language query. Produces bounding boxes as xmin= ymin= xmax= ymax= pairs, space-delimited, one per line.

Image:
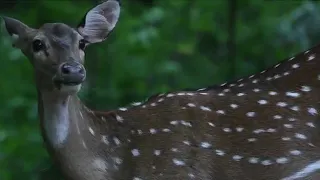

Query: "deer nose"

xmin=61 ymin=61 xmax=84 ymax=75
xmin=58 ymin=61 xmax=86 ymax=85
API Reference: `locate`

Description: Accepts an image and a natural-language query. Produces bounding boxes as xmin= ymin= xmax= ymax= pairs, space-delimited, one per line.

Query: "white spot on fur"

xmin=253 ymin=88 xmax=261 ymax=92
xmin=116 ymin=115 xmax=124 ymax=122
xmin=89 ymin=127 xmax=95 ymax=135
xmin=306 ymin=122 xmax=315 ymax=128
xmin=230 ymin=104 xmax=239 ymax=109
xmin=183 ymin=140 xmax=191 ymax=145
xmin=277 ymin=102 xmax=288 ymax=107
xmin=273 ymin=115 xmax=282 ymax=119
xmin=170 ymin=121 xmax=178 ymax=125
xmin=261 ymin=160 xmax=273 ymax=166
xmin=166 ymin=93 xmax=174 ymax=97
xmin=267 ymin=128 xmax=276 ymax=133
xmin=286 ymin=92 xmax=300 ymax=98
xmin=133 ymin=177 xmax=142 ymax=180
xmin=82 ymin=140 xmax=87 ymax=149
xmin=295 ymin=133 xmax=307 ymax=140
xmin=200 ymin=106 xmax=211 ymax=111
xmin=232 ymin=155 xmax=243 ymax=161
xmin=181 ymin=120 xmax=192 ymax=127
xmin=308 ymin=107 xmax=318 ymax=115
xmin=92 ymin=158 xmax=108 ymax=172
xmin=248 ymin=157 xmax=259 ymax=164
xmin=188 ymin=173 xmax=195 ymax=178
xmin=283 ymin=71 xmax=290 ymax=76
xmin=236 ymin=127 xmax=244 ymax=132
xmin=282 ymin=137 xmax=291 ymax=141
xmin=119 ymin=107 xmax=127 ymax=111
xmin=216 ymin=110 xmax=225 ymax=114
xmin=215 ymin=149 xmax=225 ymax=156
xmin=301 ymin=86 xmax=311 ymax=92
xmin=269 ymin=91 xmax=278 ymax=96
xmin=187 ymin=103 xmax=196 ymax=107
xmin=149 ymin=128 xmax=157 ymax=134
xmin=289 ymin=118 xmax=297 ymax=122
xmin=289 ymin=150 xmax=302 ymax=156
xmin=290 ymin=106 xmax=300 ymax=111
xmin=172 ymin=158 xmax=185 ymax=166
xmin=158 ymin=98 xmax=164 ymax=102
xmin=200 ymin=142 xmax=212 ymax=148
xmin=292 ymin=63 xmax=299 ymax=69
xmin=171 ymin=148 xmax=178 ymax=152
xmin=132 ymin=102 xmax=142 ymax=106
xmin=276 ymin=157 xmax=289 ymax=164
xmin=258 ymin=100 xmax=268 ymax=105
xmin=246 ymin=112 xmax=256 ymax=117
xmin=113 ymin=137 xmax=121 ymax=145
xmin=154 ymin=149 xmax=161 ymax=156
xmin=101 ymin=135 xmax=109 ymax=145
xmin=308 ymin=54 xmax=315 ymax=61
xmin=131 ymin=149 xmax=140 ymax=156
xmin=284 ymin=124 xmax=293 ymax=128
xmin=248 ymin=138 xmax=257 ymax=142
xmin=113 ymin=157 xmax=122 ymax=165
xmin=208 ymin=122 xmax=215 ymax=127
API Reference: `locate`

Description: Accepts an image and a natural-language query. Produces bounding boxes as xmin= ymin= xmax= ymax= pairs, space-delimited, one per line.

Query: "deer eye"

xmin=79 ymin=39 xmax=87 ymax=50
xmin=32 ymin=39 xmax=45 ymax=52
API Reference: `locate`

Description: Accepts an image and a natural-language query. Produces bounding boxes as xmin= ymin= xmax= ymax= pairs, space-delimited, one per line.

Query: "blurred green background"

xmin=1 ymin=0 xmax=320 ymax=179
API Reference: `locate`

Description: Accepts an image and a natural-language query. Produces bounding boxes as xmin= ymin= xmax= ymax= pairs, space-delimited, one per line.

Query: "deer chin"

xmin=59 ymin=84 xmax=82 ymax=94
xmin=52 ymin=81 xmax=82 ymax=95
xmin=53 ymin=78 xmax=84 ymax=95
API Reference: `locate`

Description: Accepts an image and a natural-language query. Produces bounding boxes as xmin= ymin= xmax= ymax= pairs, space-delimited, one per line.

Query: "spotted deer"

xmin=2 ymin=0 xmax=320 ymax=180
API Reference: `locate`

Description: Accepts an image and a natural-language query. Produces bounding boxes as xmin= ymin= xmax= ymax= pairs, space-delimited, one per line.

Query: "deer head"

xmin=1 ymin=2 xmax=122 ymax=179
xmin=1 ymin=0 xmax=120 ymax=95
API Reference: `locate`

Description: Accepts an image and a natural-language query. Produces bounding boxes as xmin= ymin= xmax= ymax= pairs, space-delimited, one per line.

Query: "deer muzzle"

xmin=53 ymin=61 xmax=86 ymax=87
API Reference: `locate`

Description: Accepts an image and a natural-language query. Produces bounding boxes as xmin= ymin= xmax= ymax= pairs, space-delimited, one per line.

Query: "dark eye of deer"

xmin=79 ymin=39 xmax=86 ymax=50
xmin=32 ymin=39 xmax=45 ymax=52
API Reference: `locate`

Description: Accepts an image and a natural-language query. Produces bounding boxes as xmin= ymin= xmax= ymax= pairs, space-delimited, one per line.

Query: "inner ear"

xmin=77 ymin=0 xmax=121 ymax=44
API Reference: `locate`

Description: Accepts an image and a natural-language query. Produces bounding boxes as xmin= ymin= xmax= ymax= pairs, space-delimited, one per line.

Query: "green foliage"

xmin=1 ymin=0 xmax=320 ymax=179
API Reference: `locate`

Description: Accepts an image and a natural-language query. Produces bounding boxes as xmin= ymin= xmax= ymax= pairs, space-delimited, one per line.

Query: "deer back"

xmin=101 ymin=45 xmax=320 ymax=180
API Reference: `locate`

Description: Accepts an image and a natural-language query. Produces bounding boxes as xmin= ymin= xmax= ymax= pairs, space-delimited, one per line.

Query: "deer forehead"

xmin=39 ymin=23 xmax=81 ymax=49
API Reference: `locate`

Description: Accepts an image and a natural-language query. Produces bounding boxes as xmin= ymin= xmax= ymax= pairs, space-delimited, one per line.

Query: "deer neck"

xmin=33 ymin=69 xmax=89 ymax=151
xmin=37 ymin=89 xmax=83 ymax=149
xmin=34 ymin=71 xmax=133 ymax=179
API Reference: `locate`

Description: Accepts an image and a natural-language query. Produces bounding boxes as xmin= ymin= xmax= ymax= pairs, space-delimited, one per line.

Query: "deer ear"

xmin=1 ymin=16 xmax=31 ymax=39
xmin=77 ymin=0 xmax=121 ymax=44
